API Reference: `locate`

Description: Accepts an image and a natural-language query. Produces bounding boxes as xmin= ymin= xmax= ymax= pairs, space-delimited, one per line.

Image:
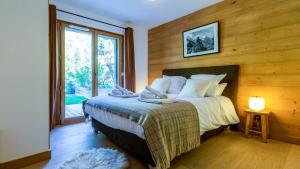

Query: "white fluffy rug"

xmin=58 ymin=148 xmax=130 ymax=169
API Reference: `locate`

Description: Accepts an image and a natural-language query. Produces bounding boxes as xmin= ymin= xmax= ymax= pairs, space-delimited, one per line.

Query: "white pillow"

xmin=150 ymin=78 xmax=171 ymax=94
xmin=178 ymin=79 xmax=211 ymax=98
xmin=190 ymin=74 xmax=226 ymax=84
xmin=190 ymin=74 xmax=226 ymax=96
xmin=215 ymin=83 xmax=227 ymax=96
xmin=163 ymin=75 xmax=186 ymax=94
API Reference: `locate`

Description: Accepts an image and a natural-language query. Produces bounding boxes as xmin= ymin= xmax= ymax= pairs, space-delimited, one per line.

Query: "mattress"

xmin=84 ymin=95 xmax=240 ymax=140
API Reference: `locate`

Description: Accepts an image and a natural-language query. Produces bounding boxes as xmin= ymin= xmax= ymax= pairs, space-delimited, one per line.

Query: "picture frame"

xmin=183 ymin=21 xmax=219 ymax=58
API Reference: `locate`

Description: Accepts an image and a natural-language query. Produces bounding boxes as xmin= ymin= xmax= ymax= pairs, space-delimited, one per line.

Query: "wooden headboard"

xmin=163 ymin=65 xmax=240 ymax=108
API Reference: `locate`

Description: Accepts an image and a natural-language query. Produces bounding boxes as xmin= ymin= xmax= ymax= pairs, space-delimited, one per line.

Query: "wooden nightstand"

xmin=244 ymin=109 xmax=270 ymax=143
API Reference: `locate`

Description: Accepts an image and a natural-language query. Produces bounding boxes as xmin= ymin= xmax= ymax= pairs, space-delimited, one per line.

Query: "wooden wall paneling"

xmin=148 ymin=0 xmax=300 ymax=144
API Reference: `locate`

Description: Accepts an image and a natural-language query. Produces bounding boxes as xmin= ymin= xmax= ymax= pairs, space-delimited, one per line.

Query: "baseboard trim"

xmin=0 ymin=150 xmax=51 ymax=169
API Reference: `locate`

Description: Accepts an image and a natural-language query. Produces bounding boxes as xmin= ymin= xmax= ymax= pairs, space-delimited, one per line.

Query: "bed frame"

xmin=92 ymin=65 xmax=240 ymax=166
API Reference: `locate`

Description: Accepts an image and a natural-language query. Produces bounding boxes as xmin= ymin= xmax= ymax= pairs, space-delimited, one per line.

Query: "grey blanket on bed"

xmin=83 ymin=96 xmax=200 ymax=169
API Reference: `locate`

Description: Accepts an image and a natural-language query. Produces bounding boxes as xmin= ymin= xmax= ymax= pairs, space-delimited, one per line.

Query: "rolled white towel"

xmin=139 ymin=87 xmax=177 ymax=104
xmin=145 ymin=86 xmax=168 ymax=99
xmin=116 ymin=86 xmax=134 ymax=95
xmin=140 ymin=90 xmax=158 ymax=99
xmin=111 ymin=89 xmax=123 ymax=95
xmin=108 ymin=86 xmax=138 ymax=98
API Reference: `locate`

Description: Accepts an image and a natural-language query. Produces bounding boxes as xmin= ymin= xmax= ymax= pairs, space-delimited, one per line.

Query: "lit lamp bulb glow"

xmin=249 ymin=96 xmax=265 ymax=111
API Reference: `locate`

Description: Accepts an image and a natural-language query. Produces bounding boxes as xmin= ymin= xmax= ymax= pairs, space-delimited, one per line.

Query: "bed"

xmin=83 ymin=65 xmax=240 ymax=168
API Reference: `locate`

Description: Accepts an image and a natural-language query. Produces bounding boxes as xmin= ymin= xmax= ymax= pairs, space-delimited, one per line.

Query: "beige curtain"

xmin=124 ymin=27 xmax=136 ymax=92
xmin=49 ymin=5 xmax=61 ymax=130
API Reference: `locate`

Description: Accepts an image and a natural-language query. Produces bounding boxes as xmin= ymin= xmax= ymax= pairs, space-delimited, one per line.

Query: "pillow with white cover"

xmin=163 ymin=75 xmax=186 ymax=94
xmin=215 ymin=83 xmax=227 ymax=96
xmin=178 ymin=79 xmax=211 ymax=98
xmin=205 ymin=82 xmax=228 ymax=97
xmin=150 ymin=78 xmax=171 ymax=94
xmin=190 ymin=74 xmax=226 ymax=96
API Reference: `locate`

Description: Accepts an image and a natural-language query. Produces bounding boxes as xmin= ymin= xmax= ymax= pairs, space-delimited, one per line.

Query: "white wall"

xmin=133 ymin=25 xmax=148 ymax=92
xmin=50 ymin=1 xmax=149 ymax=92
xmin=0 ymin=0 xmax=49 ymax=163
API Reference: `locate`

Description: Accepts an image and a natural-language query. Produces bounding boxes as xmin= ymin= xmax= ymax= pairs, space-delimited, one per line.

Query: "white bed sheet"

xmin=84 ymin=95 xmax=240 ymax=140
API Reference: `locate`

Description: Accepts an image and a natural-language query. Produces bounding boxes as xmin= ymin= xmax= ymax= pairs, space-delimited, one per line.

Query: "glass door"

xmin=62 ymin=24 xmax=93 ymax=122
xmin=96 ymin=35 xmax=119 ymax=96
xmin=58 ymin=21 xmax=124 ymax=124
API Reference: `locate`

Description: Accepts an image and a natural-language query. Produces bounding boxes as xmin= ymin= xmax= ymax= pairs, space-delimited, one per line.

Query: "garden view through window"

xmin=63 ymin=25 xmax=121 ymax=119
xmin=97 ymin=35 xmax=118 ymax=96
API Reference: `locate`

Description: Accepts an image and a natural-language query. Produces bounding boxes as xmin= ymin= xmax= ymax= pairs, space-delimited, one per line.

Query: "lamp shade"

xmin=249 ymin=97 xmax=265 ymax=111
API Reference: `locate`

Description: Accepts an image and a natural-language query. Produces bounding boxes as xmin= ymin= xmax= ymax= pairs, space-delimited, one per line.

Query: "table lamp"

xmin=249 ymin=96 xmax=265 ymax=111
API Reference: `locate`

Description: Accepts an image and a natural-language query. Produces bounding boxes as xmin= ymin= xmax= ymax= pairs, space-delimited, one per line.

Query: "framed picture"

xmin=183 ymin=21 xmax=219 ymax=58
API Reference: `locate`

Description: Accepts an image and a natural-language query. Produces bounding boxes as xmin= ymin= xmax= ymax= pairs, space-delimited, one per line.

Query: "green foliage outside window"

xmin=64 ymin=29 xmax=117 ymax=105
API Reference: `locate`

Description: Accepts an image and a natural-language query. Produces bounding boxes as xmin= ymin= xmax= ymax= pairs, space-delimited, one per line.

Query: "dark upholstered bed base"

xmin=91 ymin=118 xmax=155 ymax=166
xmin=92 ymin=118 xmax=238 ymax=166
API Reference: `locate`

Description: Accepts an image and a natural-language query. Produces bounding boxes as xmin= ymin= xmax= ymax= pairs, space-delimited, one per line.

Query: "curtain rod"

xmin=56 ymin=9 xmax=126 ymax=30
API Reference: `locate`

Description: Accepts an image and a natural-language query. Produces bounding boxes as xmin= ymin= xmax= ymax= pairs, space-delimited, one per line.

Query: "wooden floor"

xmin=22 ymin=122 xmax=300 ymax=169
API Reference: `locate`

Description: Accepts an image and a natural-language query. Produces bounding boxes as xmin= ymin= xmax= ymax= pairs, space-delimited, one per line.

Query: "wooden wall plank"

xmin=148 ymin=0 xmax=300 ymax=144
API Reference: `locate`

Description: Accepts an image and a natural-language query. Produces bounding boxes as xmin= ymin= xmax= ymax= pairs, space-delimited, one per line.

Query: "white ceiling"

xmin=53 ymin=0 xmax=222 ymax=29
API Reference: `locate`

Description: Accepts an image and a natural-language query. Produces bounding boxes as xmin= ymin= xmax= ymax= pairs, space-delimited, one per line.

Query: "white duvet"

xmin=84 ymin=95 xmax=240 ymax=139
xmin=179 ymin=96 xmax=239 ymax=135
